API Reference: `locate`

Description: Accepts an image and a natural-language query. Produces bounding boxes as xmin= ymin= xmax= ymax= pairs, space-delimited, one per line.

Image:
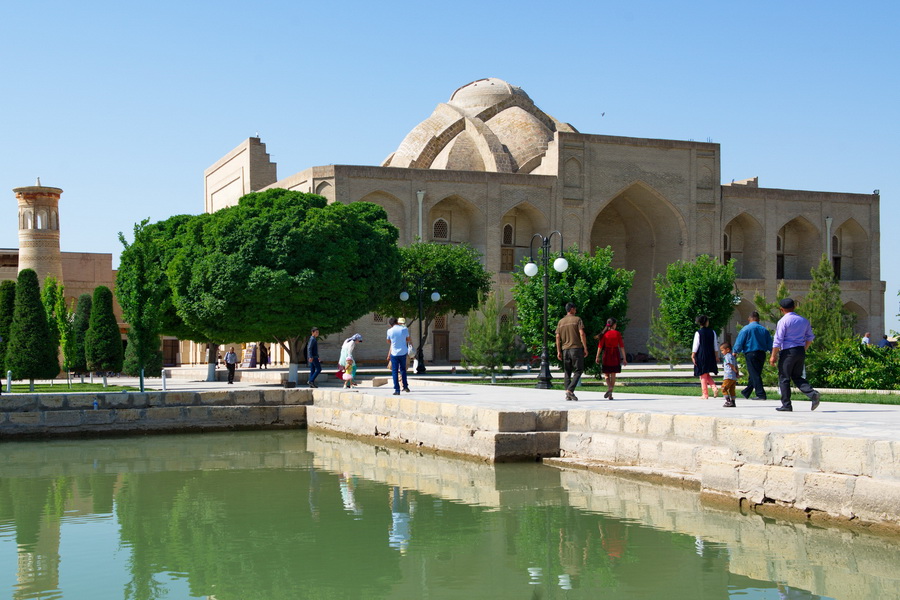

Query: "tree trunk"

xmin=206 ymin=342 xmax=219 ymax=382
xmin=276 ymin=335 xmax=306 ymax=384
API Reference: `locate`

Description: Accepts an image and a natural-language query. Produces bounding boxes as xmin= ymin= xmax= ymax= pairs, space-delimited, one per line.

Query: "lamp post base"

xmin=415 ymin=347 xmax=427 ymax=374
xmin=535 ymin=358 xmax=553 ymax=389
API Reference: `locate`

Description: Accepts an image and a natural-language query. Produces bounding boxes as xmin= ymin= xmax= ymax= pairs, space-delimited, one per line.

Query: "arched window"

xmin=434 ymin=315 xmax=447 ymax=330
xmin=723 ymin=233 xmax=731 ymax=264
xmin=433 ymin=218 xmax=449 ymax=241
xmin=503 ymin=223 xmax=514 ymax=246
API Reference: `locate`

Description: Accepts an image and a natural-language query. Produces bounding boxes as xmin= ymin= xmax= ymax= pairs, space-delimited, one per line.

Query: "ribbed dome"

xmin=383 ymin=79 xmax=576 ymax=174
xmin=448 ymin=78 xmax=526 ymax=111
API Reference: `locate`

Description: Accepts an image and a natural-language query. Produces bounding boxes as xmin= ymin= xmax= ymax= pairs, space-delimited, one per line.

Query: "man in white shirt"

xmin=386 ymin=317 xmax=412 ymax=396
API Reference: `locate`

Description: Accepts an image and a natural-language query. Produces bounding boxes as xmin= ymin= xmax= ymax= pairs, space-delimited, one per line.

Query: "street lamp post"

xmin=400 ymin=276 xmax=440 ymax=374
xmin=523 ymin=231 xmax=568 ymax=389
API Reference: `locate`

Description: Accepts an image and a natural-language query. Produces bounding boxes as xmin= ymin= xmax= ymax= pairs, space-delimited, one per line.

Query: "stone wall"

xmin=0 ymin=389 xmax=311 ymax=438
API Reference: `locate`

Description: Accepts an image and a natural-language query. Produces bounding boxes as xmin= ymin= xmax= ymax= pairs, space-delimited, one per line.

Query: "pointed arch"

xmin=724 ymin=212 xmax=765 ymax=279
xmin=359 ymin=190 xmax=407 ymax=241
xmin=834 ymin=218 xmax=869 ymax=280
xmin=589 ymin=181 xmax=687 ymax=351
xmin=843 ymin=301 xmax=867 ymax=333
xmin=499 ymin=201 xmax=550 ymax=272
xmin=777 ymin=216 xmax=820 ymax=279
xmin=428 ymin=194 xmax=485 ymax=251
xmin=315 ymin=181 xmax=334 ymax=202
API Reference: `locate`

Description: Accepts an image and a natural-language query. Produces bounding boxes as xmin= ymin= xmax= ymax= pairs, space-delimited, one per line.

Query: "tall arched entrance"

xmin=589 ymin=183 xmax=687 ymax=351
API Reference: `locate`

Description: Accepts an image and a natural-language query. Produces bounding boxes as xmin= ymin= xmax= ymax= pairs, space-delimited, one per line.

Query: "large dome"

xmin=383 ymin=79 xmax=576 ymax=174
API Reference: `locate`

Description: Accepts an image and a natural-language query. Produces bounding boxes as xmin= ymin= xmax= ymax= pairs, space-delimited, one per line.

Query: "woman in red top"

xmin=595 ymin=318 xmax=627 ymax=399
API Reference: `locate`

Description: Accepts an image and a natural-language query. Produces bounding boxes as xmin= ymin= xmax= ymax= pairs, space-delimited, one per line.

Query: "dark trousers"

xmin=390 ymin=354 xmax=409 ymax=393
xmin=742 ymin=350 xmax=767 ymax=399
xmin=308 ymin=358 xmax=322 ymax=383
xmin=777 ymin=346 xmax=817 ymax=407
xmin=562 ymin=348 xmax=584 ymax=392
xmin=226 ymin=363 xmax=236 ymax=383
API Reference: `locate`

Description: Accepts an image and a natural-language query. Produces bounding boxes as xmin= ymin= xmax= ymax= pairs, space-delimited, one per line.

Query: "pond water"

xmin=1 ymin=430 xmax=898 ymax=599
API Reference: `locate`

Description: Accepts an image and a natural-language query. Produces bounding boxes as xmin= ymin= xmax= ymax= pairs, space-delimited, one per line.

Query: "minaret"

xmin=13 ymin=182 xmax=64 ymax=284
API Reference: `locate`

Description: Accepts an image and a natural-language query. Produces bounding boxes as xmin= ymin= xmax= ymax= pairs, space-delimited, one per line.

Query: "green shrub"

xmin=807 ymin=338 xmax=900 ymax=390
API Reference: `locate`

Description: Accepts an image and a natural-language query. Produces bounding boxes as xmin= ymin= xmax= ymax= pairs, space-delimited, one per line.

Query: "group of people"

xmin=304 ymin=317 xmax=414 ymax=396
xmin=694 ymin=298 xmax=820 ymax=412
xmin=862 ymin=332 xmax=895 ymax=349
xmin=555 ymin=296 xmax=823 ymax=412
xmin=554 ymin=302 xmax=627 ymax=402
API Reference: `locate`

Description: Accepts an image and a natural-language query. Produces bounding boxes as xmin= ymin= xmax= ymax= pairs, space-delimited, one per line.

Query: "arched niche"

xmin=359 ymin=191 xmax=407 ymax=241
xmin=589 ymin=182 xmax=687 ymax=350
xmin=428 ymin=195 xmax=485 ymax=252
xmin=315 ymin=181 xmax=334 ymax=202
xmin=777 ymin=217 xmax=819 ymax=280
xmin=843 ymin=301 xmax=867 ymax=333
xmin=724 ymin=213 xmax=765 ymax=279
xmin=834 ymin=218 xmax=869 ymax=280
xmin=499 ymin=202 xmax=550 ymax=272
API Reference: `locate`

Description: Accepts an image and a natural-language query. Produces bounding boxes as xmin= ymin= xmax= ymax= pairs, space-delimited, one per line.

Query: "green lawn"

xmin=4 ymin=383 xmax=140 ymax=393
xmin=444 ymin=378 xmax=900 ymax=405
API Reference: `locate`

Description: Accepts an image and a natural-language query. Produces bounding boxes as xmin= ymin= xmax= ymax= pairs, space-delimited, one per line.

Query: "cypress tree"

xmin=71 ymin=294 xmax=92 ymax=374
xmin=85 ymin=286 xmax=124 ymax=373
xmin=5 ymin=269 xmax=60 ymax=388
xmin=0 ymin=280 xmax=16 ymax=374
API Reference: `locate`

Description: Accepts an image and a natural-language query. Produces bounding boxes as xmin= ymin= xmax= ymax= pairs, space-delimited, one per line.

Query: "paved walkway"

xmin=120 ymin=368 xmax=900 ymax=444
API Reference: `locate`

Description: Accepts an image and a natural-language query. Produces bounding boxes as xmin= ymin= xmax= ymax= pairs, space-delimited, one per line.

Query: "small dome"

xmin=448 ymin=78 xmax=527 ymax=111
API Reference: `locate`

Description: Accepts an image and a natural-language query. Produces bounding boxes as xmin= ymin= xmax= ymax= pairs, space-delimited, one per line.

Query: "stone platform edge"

xmin=0 ymin=389 xmax=313 ymax=438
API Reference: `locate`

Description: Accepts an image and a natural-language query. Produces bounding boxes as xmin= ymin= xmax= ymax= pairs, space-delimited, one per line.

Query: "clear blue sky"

xmin=2 ymin=1 xmax=898 ymax=332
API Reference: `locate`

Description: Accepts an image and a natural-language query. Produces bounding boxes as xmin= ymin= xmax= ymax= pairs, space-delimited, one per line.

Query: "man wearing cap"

xmin=769 ymin=298 xmax=820 ymax=412
xmin=386 ymin=317 xmax=412 ymax=395
xmin=733 ymin=311 xmax=773 ymax=400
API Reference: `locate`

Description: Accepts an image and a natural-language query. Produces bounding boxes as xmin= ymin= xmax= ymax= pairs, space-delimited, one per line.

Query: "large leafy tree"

xmin=512 ymin=246 xmax=634 ymax=373
xmin=654 ymin=254 xmax=738 ymax=345
xmin=0 ymin=280 xmax=16 ymax=375
xmin=117 ymin=220 xmax=166 ymax=387
xmin=167 ymin=189 xmax=402 ymax=382
xmin=460 ymin=290 xmax=520 ymax=383
xmin=85 ymin=285 xmax=124 ymax=374
xmin=800 ymin=254 xmax=856 ymax=351
xmin=375 ymin=242 xmax=493 ymax=351
xmin=5 ymin=269 xmax=59 ymax=389
xmin=121 ymin=213 xmax=222 ymax=381
xmin=71 ymin=294 xmax=92 ymax=375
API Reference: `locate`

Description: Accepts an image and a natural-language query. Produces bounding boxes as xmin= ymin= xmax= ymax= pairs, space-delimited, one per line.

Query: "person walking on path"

xmin=555 ymin=302 xmax=589 ymax=402
xmin=339 ymin=334 xmax=363 ymax=388
xmin=224 ymin=347 xmax=238 ymax=384
xmin=259 ymin=343 xmax=269 ymax=369
xmin=307 ymin=328 xmax=322 ymax=388
xmin=595 ymin=317 xmax=626 ymax=400
xmin=733 ymin=311 xmax=773 ymax=400
xmin=692 ymin=315 xmax=719 ymax=399
xmin=720 ymin=342 xmax=740 ymax=407
xmin=769 ymin=298 xmax=820 ymax=412
xmin=386 ymin=317 xmax=412 ymax=396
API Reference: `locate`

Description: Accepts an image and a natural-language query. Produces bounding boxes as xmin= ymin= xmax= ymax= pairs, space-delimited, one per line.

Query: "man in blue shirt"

xmin=386 ymin=317 xmax=412 ymax=396
xmin=733 ymin=311 xmax=773 ymax=400
xmin=307 ymin=327 xmax=321 ymax=388
xmin=769 ymin=298 xmax=820 ymax=412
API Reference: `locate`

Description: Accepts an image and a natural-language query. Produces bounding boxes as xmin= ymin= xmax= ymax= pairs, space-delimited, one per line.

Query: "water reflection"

xmin=0 ymin=431 xmax=895 ymax=599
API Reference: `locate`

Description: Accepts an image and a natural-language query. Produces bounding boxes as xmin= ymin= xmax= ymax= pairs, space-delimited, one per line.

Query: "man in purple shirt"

xmin=769 ymin=298 xmax=820 ymax=412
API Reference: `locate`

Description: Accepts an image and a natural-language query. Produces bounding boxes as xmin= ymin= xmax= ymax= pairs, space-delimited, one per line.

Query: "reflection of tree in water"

xmin=116 ymin=469 xmax=404 ymax=599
